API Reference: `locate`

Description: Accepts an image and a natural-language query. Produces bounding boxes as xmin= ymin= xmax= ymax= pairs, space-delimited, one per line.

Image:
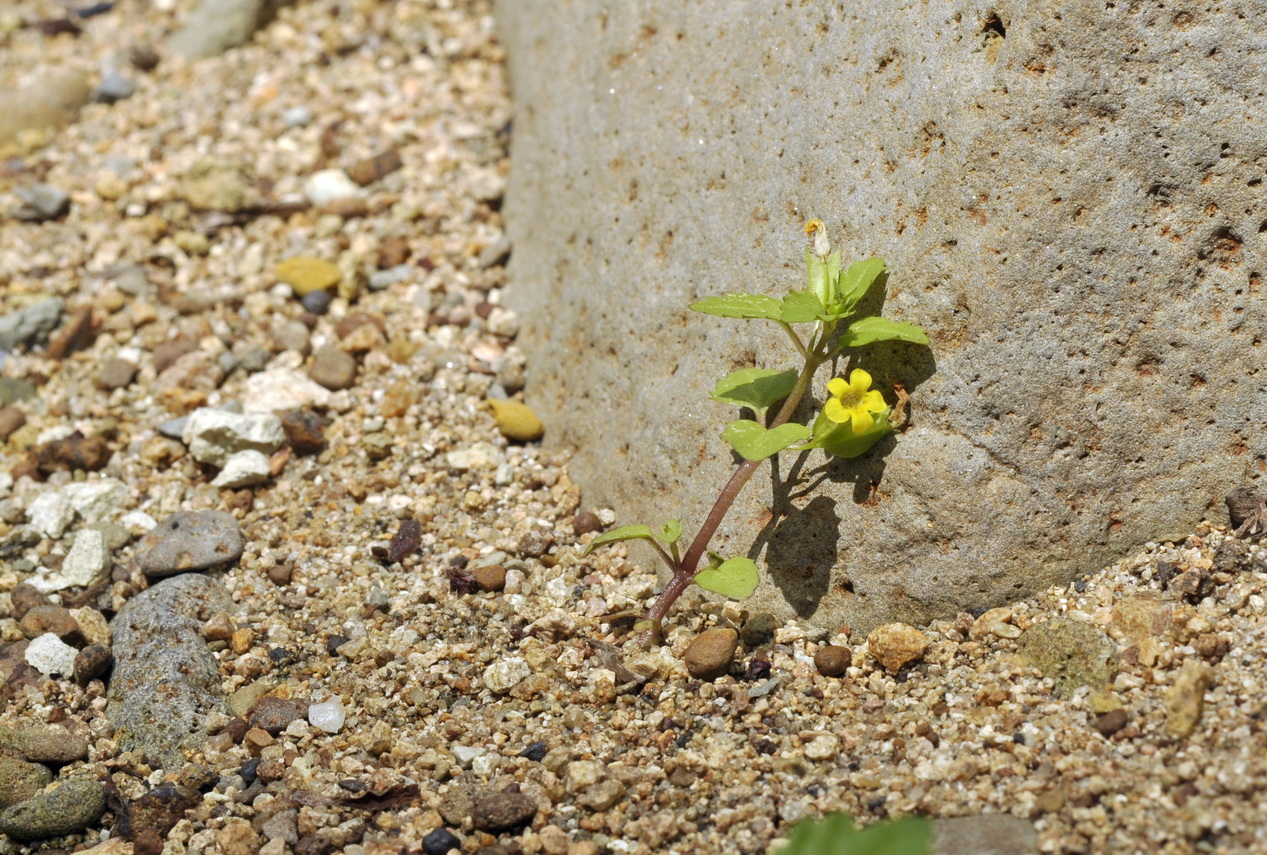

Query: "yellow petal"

xmin=861 ymin=390 xmax=887 ymax=412
xmin=823 ymin=398 xmax=849 ymax=423
xmin=850 ymin=409 xmax=874 ymax=433
xmin=826 ymin=377 xmax=849 ymax=398
xmin=848 ymin=368 xmax=873 ymax=393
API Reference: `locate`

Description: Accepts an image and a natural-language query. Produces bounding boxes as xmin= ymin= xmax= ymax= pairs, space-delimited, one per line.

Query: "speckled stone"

xmin=135 ymin=510 xmax=244 ymax=578
xmin=867 ymin=623 xmax=930 ymax=672
xmin=0 ymin=754 xmax=52 ymax=809
xmin=471 ymin=790 xmax=536 ymax=832
xmin=0 ymin=722 xmax=89 ymax=764
xmin=0 ymin=779 xmax=107 ymax=842
xmin=1018 ymin=617 xmax=1118 ymax=697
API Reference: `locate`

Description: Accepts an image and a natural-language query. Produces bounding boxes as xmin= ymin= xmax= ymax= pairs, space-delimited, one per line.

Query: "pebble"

xmin=1094 ymin=708 xmax=1129 ymax=737
xmin=0 ymin=405 xmax=26 ymax=440
xmin=74 ymin=644 xmax=113 ymax=684
xmin=0 ymin=754 xmax=51 ymax=809
xmin=866 ymin=622 xmax=930 ymax=672
xmin=279 ymin=407 xmax=329 ymax=455
xmin=970 ymin=607 xmax=1021 ymax=640
xmin=169 ymin=0 xmax=281 ymax=59
xmin=19 ymin=605 xmax=82 ymax=642
xmin=0 ymin=297 xmax=64 ymax=351
xmin=308 ymin=344 xmax=357 ymax=390
xmin=932 ymin=815 xmax=1037 ymax=855
xmin=572 ymin=511 xmax=603 ymax=535
xmin=282 ymin=105 xmax=312 ymax=127
xmin=1018 ymin=616 xmax=1118 ymax=696
xmin=301 ymin=289 xmax=334 ymax=315
xmin=275 ymin=257 xmax=341 ymax=295
xmin=95 ymin=65 xmax=136 ymax=103
xmin=33 ymin=527 xmax=112 ymax=593
xmin=813 ymin=644 xmax=852 ymax=677
xmin=422 ymin=828 xmax=461 ymax=855
xmin=484 ymin=656 xmax=532 ymax=693
xmin=8 ymin=584 xmax=49 ymax=621
xmin=97 ymin=357 xmax=139 ymax=390
xmin=12 ymin=184 xmax=72 ymax=221
xmin=0 ymin=779 xmax=107 ymax=842
xmin=347 ymin=148 xmax=403 ymax=186
xmin=0 ymin=66 xmax=91 ymax=146
xmin=471 ymin=790 xmax=536 ymax=832
xmin=473 ymin=564 xmax=507 ymax=592
xmin=24 ymin=633 xmax=79 ymax=676
xmin=136 ymin=510 xmax=244 ymax=577
xmin=684 ymin=627 xmax=739 ymax=680
xmin=182 ymin=407 xmax=285 ymax=467
xmin=1164 ymin=660 xmax=1214 ymax=738
xmin=1111 ymin=592 xmax=1173 ymax=642
xmin=177 ymin=159 xmax=259 ymax=212
xmin=303 ymin=168 xmax=362 ymax=206
xmin=243 ymin=368 xmax=330 ymax=413
xmin=211 ymin=449 xmax=271 ymax=488
xmin=106 ymin=573 xmax=232 ymax=767
xmin=308 ymin=698 xmax=345 ymax=733
xmin=368 ymin=264 xmax=412 ymax=291
xmin=578 ymin=779 xmax=625 ymax=811
xmin=0 ymin=722 xmax=89 ymax=764
xmin=124 ymin=782 xmax=200 ymax=840
xmin=487 ymin=398 xmax=544 ymax=442
xmin=28 ymin=430 xmax=113 ymax=476
xmin=376 ymin=236 xmax=412 ymax=268
xmin=249 ymin=697 xmax=308 ymax=735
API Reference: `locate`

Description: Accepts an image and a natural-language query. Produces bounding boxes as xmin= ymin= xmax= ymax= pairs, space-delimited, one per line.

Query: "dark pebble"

xmin=46 ymin=308 xmax=97 ymax=359
xmin=471 ymin=790 xmax=536 ymax=832
xmin=73 ymin=644 xmax=113 ymax=685
xmin=572 ymin=511 xmax=603 ymax=535
xmin=121 ymin=782 xmax=200 ymax=840
xmin=249 ymin=696 xmax=308 ymax=735
xmin=30 ymin=430 xmax=112 ymax=475
xmin=1094 ymin=708 xmax=1129 ymax=737
xmin=813 ymin=645 xmax=853 ymax=677
xmin=0 ymin=405 xmax=27 ymax=441
xmin=295 ymin=833 xmax=337 ymax=855
xmin=519 ymin=741 xmax=548 ymax=762
xmin=129 ymin=43 xmax=160 ymax=71
xmin=301 ymin=290 xmax=333 ymax=315
xmin=280 ymin=408 xmax=329 ymax=456
xmin=347 ymin=148 xmax=403 ymax=186
xmin=267 ymin=562 xmax=294 ymax=586
xmin=473 ymin=564 xmax=506 ymax=592
xmin=8 ymin=583 xmax=49 ymax=621
xmin=376 ymin=236 xmax=411 ymax=269
xmin=325 ymin=635 xmax=350 ymax=655
xmin=240 ymin=757 xmax=260 ymax=785
xmin=387 ymin=518 xmax=422 ymax=562
xmin=422 ymin=828 xmax=461 ymax=855
xmin=1212 ymin=539 xmax=1249 ymax=573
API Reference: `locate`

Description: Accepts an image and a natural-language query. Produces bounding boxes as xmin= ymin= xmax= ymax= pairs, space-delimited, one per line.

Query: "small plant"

xmin=777 ymin=812 xmax=932 ymax=855
xmin=585 ymin=220 xmax=930 ymax=644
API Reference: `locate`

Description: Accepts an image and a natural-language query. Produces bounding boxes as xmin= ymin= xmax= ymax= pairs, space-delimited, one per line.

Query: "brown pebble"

xmin=280 ymin=408 xmax=328 ymax=456
xmin=472 ymin=789 xmax=536 ymax=832
xmin=220 ymin=717 xmax=248 ymax=743
xmin=1094 ymin=708 xmax=1129 ymax=737
xmin=267 ymin=563 xmax=295 ymax=586
xmin=19 ymin=605 xmax=83 ymax=644
xmin=572 ymin=511 xmax=603 ymax=535
xmin=376 ymin=236 xmax=411 ymax=269
xmin=74 ymin=644 xmax=113 ymax=685
xmin=30 ymin=430 xmax=112 ymax=476
xmin=334 ymin=311 xmax=386 ymax=341
xmin=0 ymin=405 xmax=26 ymax=441
xmin=473 ymin=564 xmax=507 ymax=592
xmin=249 ymin=696 xmax=308 ymax=735
xmin=129 ymin=43 xmax=160 ymax=71
xmin=244 ymin=727 xmax=274 ymax=754
xmin=151 ymin=337 xmax=197 ymax=374
xmin=97 ymin=357 xmax=138 ymax=391
xmin=813 ymin=644 xmax=852 ymax=677
xmin=256 ymin=759 xmax=286 ymax=783
xmin=1225 ymin=486 xmax=1264 ymax=532
xmin=46 ymin=308 xmax=98 ymax=360
xmin=388 ymin=519 xmax=422 ymax=563
xmin=322 ymin=196 xmax=369 ymax=218
xmin=684 ymin=627 xmax=739 ymax=681
xmin=8 ymin=583 xmax=50 ymax=621
xmin=867 ymin=622 xmax=930 ymax=672
xmin=309 ymin=345 xmax=357 ymax=390
xmin=124 ymin=782 xmax=201 ymax=841
xmin=347 ymin=148 xmax=403 ymax=186
xmin=133 ymin=830 xmax=164 ymax=855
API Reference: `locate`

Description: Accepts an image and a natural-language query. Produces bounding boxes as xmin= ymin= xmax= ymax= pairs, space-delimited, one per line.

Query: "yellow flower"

xmin=824 ymin=369 xmax=887 ymax=433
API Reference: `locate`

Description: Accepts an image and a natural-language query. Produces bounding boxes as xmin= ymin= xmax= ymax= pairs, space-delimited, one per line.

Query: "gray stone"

xmin=0 ymin=66 xmax=91 ymax=146
xmin=106 ymin=574 xmax=231 ymax=767
xmin=135 ymin=510 xmax=244 ymax=577
xmin=0 ymin=298 xmax=63 ymax=351
xmin=0 ymin=779 xmax=107 ymax=842
xmin=933 ymin=815 xmax=1038 ymax=855
xmin=94 ymin=65 xmax=136 ymax=103
xmin=169 ymin=0 xmax=295 ymax=60
xmin=12 ymin=184 xmax=71 ymax=221
xmin=497 ymin=1 xmax=1267 ymax=631
xmin=0 ymin=377 xmax=36 ymax=404
xmin=182 ymin=407 xmax=285 ymax=467
xmin=1018 ymin=617 xmax=1118 ymax=697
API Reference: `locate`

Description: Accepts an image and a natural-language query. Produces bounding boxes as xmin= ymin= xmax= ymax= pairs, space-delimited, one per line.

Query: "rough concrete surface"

xmin=497 ymin=0 xmax=1267 ymax=630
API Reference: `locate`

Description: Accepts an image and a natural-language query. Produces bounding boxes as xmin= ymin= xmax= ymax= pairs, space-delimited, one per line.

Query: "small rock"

xmin=515 ymin=530 xmax=555 ymax=558
xmin=243 ymin=368 xmax=330 ymax=413
xmin=1164 ymin=660 xmax=1214 ymax=738
xmin=376 ymin=236 xmax=411 ymax=269
xmin=0 ymin=779 xmax=107 ymax=842
xmin=122 ymin=782 xmax=200 ymax=840
xmin=106 ymin=573 xmax=232 ymax=767
xmin=152 ymin=337 xmax=198 ymax=374
xmin=931 ymin=815 xmax=1038 ymax=855
xmin=24 ymin=633 xmax=78 ymax=676
xmin=1111 ymin=592 xmax=1173 ymax=642
xmin=0 ymin=405 xmax=26 ymax=440
xmin=0 ymin=722 xmax=89 ymax=764
xmin=74 ymin=644 xmax=113 ymax=684
xmin=347 ymin=149 xmax=403 ymax=186
xmin=572 ymin=511 xmax=603 ymax=535
xmin=12 ymin=184 xmax=71 ymax=222
xmin=813 ymin=644 xmax=852 ymax=677
xmin=46 ymin=308 xmax=98 ymax=359
xmin=97 ymin=357 xmax=138 ymax=391
xmin=271 ymin=319 xmax=312 ymax=355
xmin=1225 ymin=486 xmax=1264 ymax=532
xmin=0 ymin=379 xmax=36 ymax=406
xmin=19 ymin=605 xmax=81 ymax=643
xmin=260 ymin=808 xmax=298 ymax=844
xmin=8 ymin=584 xmax=49 ymax=620
xmin=308 ymin=345 xmax=357 ymax=390
xmin=0 ymin=298 xmax=63 ymax=351
xmin=250 ymin=697 xmax=308 ymax=735
xmin=182 ymin=407 xmax=285 ymax=467
xmin=487 ymin=399 xmax=544 ymax=442
xmin=0 ymin=755 xmax=51 ymax=809
xmin=478 ymin=235 xmax=512 ymax=268
xmin=867 ymin=622 xmax=930 ymax=672
xmin=1018 ymin=616 xmax=1118 ymax=696
xmin=1094 ymin=708 xmax=1129 ymax=737
xmin=301 ymin=289 xmax=334 ymax=315
xmin=0 ymin=66 xmax=92 ymax=148
xmin=95 ymin=65 xmax=135 ymax=103
xmin=578 ymin=779 xmax=625 ymax=811
xmin=25 ymin=490 xmax=76 ymax=539
xmin=279 ymin=408 xmax=329 ymax=455
xmin=484 ymin=657 xmax=532 ymax=693
xmin=135 ymin=510 xmax=244 ymax=578
xmin=275 ymin=257 xmax=341 ymax=296
xmin=473 ymin=564 xmax=507 ymax=592
xmin=211 ymin=449 xmax=271 ymax=488
xmin=169 ymin=0 xmax=285 ymax=59
xmin=33 ymin=528 xmax=112 ymax=593
xmin=282 ymin=105 xmax=311 ymax=127
xmin=308 ymin=698 xmax=345 ymax=734
xmin=303 ymin=169 xmax=362 ymax=206
xmin=472 ymin=790 xmax=536 ymax=832
xmin=1212 ymin=539 xmax=1249 ymax=572
xmin=684 ymin=627 xmax=739 ymax=680
xmin=387 ymin=518 xmax=422 ymax=563
xmin=422 ymin=828 xmax=461 ymax=855
xmin=29 ymin=430 xmax=112 ymax=475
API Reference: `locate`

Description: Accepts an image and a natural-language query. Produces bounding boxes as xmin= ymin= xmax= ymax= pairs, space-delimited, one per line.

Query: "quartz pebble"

xmin=211 ymin=449 xmax=271 ymax=488
xmin=484 ymin=657 xmax=532 ymax=693
xmin=303 ymin=169 xmax=362 ymax=206
xmin=182 ymin=407 xmax=285 ymax=467
xmin=23 ymin=633 xmax=79 ymax=677
xmin=308 ymin=698 xmax=345 ymax=733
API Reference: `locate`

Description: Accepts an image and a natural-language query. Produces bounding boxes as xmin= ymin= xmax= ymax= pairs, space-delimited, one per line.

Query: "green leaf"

xmin=779 ymin=289 xmax=827 ymax=324
xmin=836 ymin=316 xmax=930 ymax=348
xmin=834 ymin=257 xmax=887 ymax=313
xmin=582 ymin=524 xmax=655 ymax=556
xmin=658 ymin=519 xmax=683 ymax=545
xmin=711 ymin=368 xmax=798 ymax=410
xmin=802 ymin=409 xmax=893 ymax=458
xmin=777 ymin=813 xmax=932 ymax=855
xmin=689 ymin=293 xmax=783 ymax=320
xmin=722 ymin=420 xmax=812 ymax=461
xmin=694 ymin=556 xmax=759 ymax=599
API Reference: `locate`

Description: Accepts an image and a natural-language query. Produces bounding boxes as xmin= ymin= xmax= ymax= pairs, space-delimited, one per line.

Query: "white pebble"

xmin=483 ymin=656 xmax=531 ymax=693
xmin=183 ymin=407 xmax=284 ymax=467
xmin=303 ymin=169 xmax=362 ymax=206
xmin=33 ymin=528 xmax=111 ymax=593
xmin=211 ymin=449 xmax=271 ymax=488
xmin=25 ymin=633 xmax=78 ymax=677
xmin=451 ymin=744 xmax=486 ymax=766
xmin=308 ymin=698 xmax=346 ymax=733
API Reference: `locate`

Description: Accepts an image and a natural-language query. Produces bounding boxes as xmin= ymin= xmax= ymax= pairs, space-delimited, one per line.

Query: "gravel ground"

xmin=2 ymin=2 xmax=1267 ymax=854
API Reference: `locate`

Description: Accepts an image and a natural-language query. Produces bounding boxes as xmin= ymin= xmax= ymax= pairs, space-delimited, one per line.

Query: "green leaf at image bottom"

xmin=777 ymin=813 xmax=932 ymax=855
xmin=693 ymin=556 xmax=759 ymax=599
xmin=722 ymin=420 xmax=811 ymax=461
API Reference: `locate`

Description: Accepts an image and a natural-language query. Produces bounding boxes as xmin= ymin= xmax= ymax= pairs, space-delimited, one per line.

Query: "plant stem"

xmin=638 ymin=343 xmax=827 ymax=642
